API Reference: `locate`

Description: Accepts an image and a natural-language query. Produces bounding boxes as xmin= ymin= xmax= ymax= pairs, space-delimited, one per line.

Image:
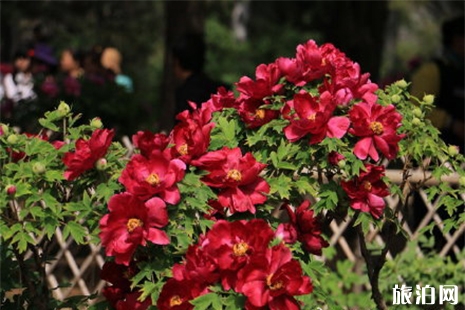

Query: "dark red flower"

xmin=192 ymin=147 xmax=270 ymax=214
xmin=341 ymin=164 xmax=390 ymax=219
xmin=132 ymin=131 xmax=169 ymax=158
xmin=157 ymin=279 xmax=204 ymax=310
xmin=283 ymin=90 xmax=350 ymax=144
xmin=62 ymin=128 xmax=114 ymax=180
xmin=236 ymin=244 xmax=313 ymax=310
xmin=101 ymin=261 xmax=138 ymax=308
xmin=119 ymin=152 xmax=186 ymax=204
xmin=349 ymin=102 xmax=403 ymax=161
xmin=276 ymin=201 xmax=329 ymax=255
xmin=115 ymin=291 xmax=152 ymax=310
xmin=201 ymin=219 xmax=275 ymax=290
xmin=172 ymin=244 xmax=219 ymax=286
xmin=99 ymin=193 xmax=169 ymax=265
xmin=328 ymin=151 xmax=345 ymax=166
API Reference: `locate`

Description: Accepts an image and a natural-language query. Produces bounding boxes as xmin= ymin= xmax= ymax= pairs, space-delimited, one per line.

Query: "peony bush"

xmin=1 ymin=40 xmax=463 ymax=310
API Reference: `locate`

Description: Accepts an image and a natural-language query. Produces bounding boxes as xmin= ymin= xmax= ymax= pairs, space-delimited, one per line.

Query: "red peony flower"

xmin=283 ymin=90 xmax=350 ymax=144
xmin=208 ymin=86 xmax=237 ymax=111
xmin=236 ymin=63 xmax=283 ymax=100
xmin=200 ymin=219 xmax=275 ymax=290
xmin=115 ymin=291 xmax=152 ymax=310
xmin=132 ymin=131 xmax=169 ymax=158
xmin=157 ymin=279 xmax=204 ymax=310
xmin=349 ymin=101 xmax=403 ymax=161
xmin=101 ymin=261 xmax=138 ymax=308
xmin=276 ymin=201 xmax=329 ymax=255
xmin=99 ymin=193 xmax=169 ymax=265
xmin=236 ymin=244 xmax=313 ymax=310
xmin=328 ymin=151 xmax=345 ymax=166
xmin=62 ymin=128 xmax=114 ymax=180
xmin=170 ymin=106 xmax=215 ymax=164
xmin=341 ymin=164 xmax=390 ymax=219
xmin=119 ymin=152 xmax=186 ymax=204
xmin=237 ymin=97 xmax=280 ymax=128
xmin=192 ymin=147 xmax=270 ymax=214
xmin=172 ymin=243 xmax=219 ymax=286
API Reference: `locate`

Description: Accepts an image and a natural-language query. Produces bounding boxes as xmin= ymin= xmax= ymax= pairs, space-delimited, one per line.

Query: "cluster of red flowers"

xmin=158 ymin=219 xmax=313 ymax=310
xmin=91 ymin=40 xmax=405 ymax=309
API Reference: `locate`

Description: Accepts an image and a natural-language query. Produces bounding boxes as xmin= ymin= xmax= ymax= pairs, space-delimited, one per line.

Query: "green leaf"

xmin=63 ymin=221 xmax=88 ymax=244
xmin=191 ymin=292 xmax=222 ymax=310
xmin=267 ymin=174 xmax=292 ymax=199
xmin=38 ymin=117 xmax=60 ymax=131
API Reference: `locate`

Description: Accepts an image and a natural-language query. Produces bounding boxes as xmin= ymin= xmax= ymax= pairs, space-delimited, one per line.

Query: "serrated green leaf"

xmin=63 ymin=221 xmax=87 ymax=244
xmin=191 ymin=292 xmax=222 ymax=310
xmin=38 ymin=118 xmax=60 ymax=131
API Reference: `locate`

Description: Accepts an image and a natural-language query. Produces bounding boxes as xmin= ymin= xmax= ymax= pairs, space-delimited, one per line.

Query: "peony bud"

xmin=411 ymin=117 xmax=422 ymax=126
xmin=95 ymin=158 xmax=108 ymax=171
xmin=391 ymin=94 xmax=401 ymax=104
xmin=422 ymin=94 xmax=435 ymax=106
xmin=6 ymin=184 xmax=16 ymax=196
xmin=57 ymin=101 xmax=71 ymax=115
xmin=7 ymin=134 xmax=19 ymax=144
xmin=337 ymin=160 xmax=346 ymax=169
xmin=394 ymin=79 xmax=408 ymax=89
xmin=32 ymin=162 xmax=46 ymax=175
xmin=448 ymin=145 xmax=459 ymax=157
xmin=90 ymin=117 xmax=103 ymax=129
xmin=412 ymin=107 xmax=422 ymax=118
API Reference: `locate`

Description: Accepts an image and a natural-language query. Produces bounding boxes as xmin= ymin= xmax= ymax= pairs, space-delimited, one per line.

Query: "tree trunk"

xmin=159 ymin=0 xmax=205 ymax=131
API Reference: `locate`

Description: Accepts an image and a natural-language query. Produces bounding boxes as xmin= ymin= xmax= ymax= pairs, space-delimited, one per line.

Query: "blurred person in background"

xmin=171 ymin=33 xmax=229 ymax=116
xmin=60 ymin=48 xmax=84 ymax=97
xmin=3 ymin=48 xmax=37 ymax=105
xmin=101 ymin=47 xmax=133 ymax=93
xmin=410 ymin=15 xmax=464 ymax=152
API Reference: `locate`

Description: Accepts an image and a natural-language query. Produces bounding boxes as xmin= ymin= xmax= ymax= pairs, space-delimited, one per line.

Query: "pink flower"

xmin=119 ymin=153 xmax=186 ymax=204
xmin=276 ymin=201 xmax=329 ymax=255
xmin=62 ymin=129 xmax=114 ymax=180
xmin=341 ymin=164 xmax=390 ymax=219
xmin=349 ymin=102 xmax=403 ymax=161
xmin=283 ymin=90 xmax=350 ymax=144
xmin=236 ymin=244 xmax=313 ymax=310
xmin=99 ymin=193 xmax=169 ymax=265
xmin=192 ymin=147 xmax=270 ymax=214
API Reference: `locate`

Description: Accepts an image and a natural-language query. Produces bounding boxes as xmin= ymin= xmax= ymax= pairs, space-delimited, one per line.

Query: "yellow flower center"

xmin=369 ymin=121 xmax=384 ymax=135
xmin=146 ymin=173 xmax=160 ymax=186
xmin=307 ymin=113 xmax=316 ymax=121
xmin=178 ymin=144 xmax=188 ymax=156
xmin=126 ymin=218 xmax=143 ymax=233
xmin=266 ymin=274 xmax=284 ymax=291
xmin=362 ymin=180 xmax=372 ymax=191
xmin=255 ymin=109 xmax=266 ymax=120
xmin=169 ymin=295 xmax=183 ymax=307
xmin=232 ymin=241 xmax=249 ymax=256
xmin=226 ymin=169 xmax=242 ymax=182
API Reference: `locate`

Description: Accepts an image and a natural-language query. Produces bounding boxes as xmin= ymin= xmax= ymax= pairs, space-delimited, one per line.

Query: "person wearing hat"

xmin=101 ymin=47 xmax=133 ymax=93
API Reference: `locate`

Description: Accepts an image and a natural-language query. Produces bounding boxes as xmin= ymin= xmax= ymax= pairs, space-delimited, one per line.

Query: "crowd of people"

xmin=0 ymin=42 xmax=133 ymax=132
